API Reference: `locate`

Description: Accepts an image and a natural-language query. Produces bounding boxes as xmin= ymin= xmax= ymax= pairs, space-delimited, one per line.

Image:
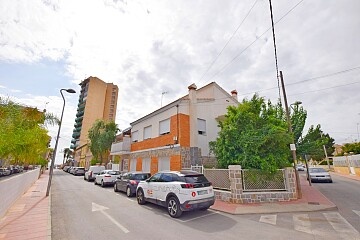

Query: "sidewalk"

xmin=1 ymin=170 xmax=358 ymax=239
xmin=211 ymin=173 xmax=338 ymax=215
xmin=0 ymin=171 xmax=51 ymax=240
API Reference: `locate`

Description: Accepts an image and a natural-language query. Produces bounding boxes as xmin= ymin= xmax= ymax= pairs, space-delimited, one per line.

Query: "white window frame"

xmin=143 ymin=125 xmax=152 ymax=140
xmin=142 ymin=158 xmax=151 ymax=172
xmin=197 ymin=118 xmax=206 ymax=135
xmin=159 ymin=118 xmax=170 ymax=135
xmin=158 ymin=157 xmax=170 ymax=171
xmin=131 ymin=130 xmax=139 ymax=142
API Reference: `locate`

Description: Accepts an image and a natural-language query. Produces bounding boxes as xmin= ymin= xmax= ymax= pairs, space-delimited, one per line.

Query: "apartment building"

xmin=71 ymin=76 xmax=118 ymax=168
xmin=110 ymin=82 xmax=238 ymax=175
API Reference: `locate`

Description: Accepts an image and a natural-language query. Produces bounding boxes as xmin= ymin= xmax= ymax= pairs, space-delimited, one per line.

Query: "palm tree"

xmin=62 ymin=148 xmax=72 ymax=165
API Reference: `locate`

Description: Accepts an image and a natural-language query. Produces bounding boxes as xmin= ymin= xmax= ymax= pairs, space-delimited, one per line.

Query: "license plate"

xmin=197 ymin=190 xmax=208 ymax=195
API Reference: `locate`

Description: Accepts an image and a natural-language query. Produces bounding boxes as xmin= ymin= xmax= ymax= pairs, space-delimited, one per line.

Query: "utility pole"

xmin=280 ymin=71 xmax=302 ymax=198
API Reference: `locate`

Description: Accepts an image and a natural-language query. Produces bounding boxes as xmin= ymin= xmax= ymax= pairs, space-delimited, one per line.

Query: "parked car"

xmin=136 ymin=170 xmax=215 ymax=218
xmin=69 ymin=167 xmax=77 ymax=174
xmin=296 ymin=164 xmax=305 ymax=171
xmin=0 ymin=168 xmax=11 ymax=177
xmin=307 ymin=167 xmax=332 ymax=183
xmin=114 ymin=172 xmax=151 ymax=197
xmin=63 ymin=166 xmax=70 ymax=172
xmin=72 ymin=167 xmax=86 ymax=176
xmin=84 ymin=165 xmax=106 ymax=182
xmin=94 ymin=170 xmax=121 ymax=187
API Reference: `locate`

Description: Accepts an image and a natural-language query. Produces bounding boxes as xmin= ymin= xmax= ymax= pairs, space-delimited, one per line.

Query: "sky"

xmin=0 ymin=0 xmax=359 ymax=164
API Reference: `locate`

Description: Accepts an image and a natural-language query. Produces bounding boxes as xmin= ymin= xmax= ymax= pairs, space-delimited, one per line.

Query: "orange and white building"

xmin=110 ymin=82 xmax=238 ymax=175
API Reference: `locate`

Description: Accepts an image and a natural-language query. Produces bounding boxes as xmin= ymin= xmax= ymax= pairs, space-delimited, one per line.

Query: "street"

xmin=51 ymin=170 xmax=360 ymax=240
xmin=312 ymin=173 xmax=360 ymax=232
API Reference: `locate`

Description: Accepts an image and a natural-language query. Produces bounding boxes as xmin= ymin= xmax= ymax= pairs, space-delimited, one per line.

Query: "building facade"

xmin=110 ymin=82 xmax=238 ymax=175
xmin=71 ymin=76 xmax=118 ymax=168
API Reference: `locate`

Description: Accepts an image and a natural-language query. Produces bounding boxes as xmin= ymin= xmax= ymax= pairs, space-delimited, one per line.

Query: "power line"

xmin=205 ymin=0 xmax=305 ymax=83
xmin=237 ymin=66 xmax=360 ymax=96
xmin=289 ymin=81 xmax=360 ymax=97
xmin=199 ymin=0 xmax=259 ymax=84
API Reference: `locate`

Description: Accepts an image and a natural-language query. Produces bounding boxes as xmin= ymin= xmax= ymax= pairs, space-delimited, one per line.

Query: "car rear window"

xmin=132 ymin=174 xmax=150 ymax=180
xmin=183 ymin=175 xmax=209 ymax=184
xmin=309 ymin=168 xmax=326 ymax=173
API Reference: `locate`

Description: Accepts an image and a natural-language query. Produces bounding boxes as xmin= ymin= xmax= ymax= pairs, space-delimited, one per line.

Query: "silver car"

xmin=307 ymin=167 xmax=332 ymax=183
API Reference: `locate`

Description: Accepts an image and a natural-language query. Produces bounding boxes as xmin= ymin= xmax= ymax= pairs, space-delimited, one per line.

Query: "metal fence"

xmin=203 ymin=169 xmax=230 ymax=190
xmin=185 ymin=166 xmax=287 ymax=192
xmin=242 ymin=169 xmax=286 ymax=192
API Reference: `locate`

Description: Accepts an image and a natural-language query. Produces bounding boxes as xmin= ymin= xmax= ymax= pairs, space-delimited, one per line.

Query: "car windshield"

xmin=132 ymin=174 xmax=150 ymax=180
xmin=108 ymin=171 xmax=120 ymax=175
xmin=309 ymin=168 xmax=326 ymax=173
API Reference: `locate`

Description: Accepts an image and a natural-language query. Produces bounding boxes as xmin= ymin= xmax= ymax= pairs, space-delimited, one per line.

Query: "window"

xmin=131 ymin=131 xmax=139 ymax=142
xmin=159 ymin=118 xmax=170 ymax=135
xmin=158 ymin=157 xmax=170 ymax=171
xmin=142 ymin=158 xmax=151 ymax=172
xmin=149 ymin=173 xmax=162 ymax=182
xmin=130 ymin=159 xmax=137 ymax=171
xmin=197 ymin=118 xmax=206 ymax=135
xmin=143 ymin=125 xmax=152 ymax=140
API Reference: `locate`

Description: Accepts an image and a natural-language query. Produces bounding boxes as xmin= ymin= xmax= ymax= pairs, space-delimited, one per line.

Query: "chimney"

xmin=231 ymin=90 xmax=238 ymax=101
xmin=188 ymin=83 xmax=198 ymax=147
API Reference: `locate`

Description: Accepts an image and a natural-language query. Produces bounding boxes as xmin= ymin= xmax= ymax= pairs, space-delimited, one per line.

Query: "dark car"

xmin=114 ymin=172 xmax=151 ymax=197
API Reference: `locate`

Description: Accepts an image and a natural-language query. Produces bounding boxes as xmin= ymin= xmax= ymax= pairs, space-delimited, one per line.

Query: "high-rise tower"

xmin=70 ymin=76 xmax=118 ymax=168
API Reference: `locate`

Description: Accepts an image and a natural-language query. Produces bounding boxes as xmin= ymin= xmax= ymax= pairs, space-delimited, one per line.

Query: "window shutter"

xmin=159 ymin=118 xmax=170 ymax=135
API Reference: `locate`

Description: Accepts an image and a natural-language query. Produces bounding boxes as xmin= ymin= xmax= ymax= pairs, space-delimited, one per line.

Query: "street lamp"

xmin=46 ymin=88 xmax=76 ymax=197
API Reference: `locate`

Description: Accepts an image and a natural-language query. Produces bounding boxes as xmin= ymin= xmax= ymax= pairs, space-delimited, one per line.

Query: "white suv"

xmin=136 ymin=170 xmax=215 ymax=218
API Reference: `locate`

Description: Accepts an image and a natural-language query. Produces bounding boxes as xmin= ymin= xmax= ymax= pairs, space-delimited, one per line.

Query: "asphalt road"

xmin=312 ymin=173 xmax=360 ymax=232
xmin=51 ymin=170 xmax=358 ymax=240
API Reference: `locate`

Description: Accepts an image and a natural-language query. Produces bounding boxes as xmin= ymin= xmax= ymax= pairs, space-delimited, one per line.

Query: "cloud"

xmin=0 ymin=0 xmax=360 ymax=154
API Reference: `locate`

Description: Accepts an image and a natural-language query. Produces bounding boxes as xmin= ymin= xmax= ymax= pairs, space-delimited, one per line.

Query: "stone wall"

xmin=214 ymin=166 xmax=298 ymax=203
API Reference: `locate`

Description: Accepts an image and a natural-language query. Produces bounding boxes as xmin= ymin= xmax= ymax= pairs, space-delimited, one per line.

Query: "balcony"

xmin=110 ymin=136 xmax=131 ymax=155
xmin=75 ymin=116 xmax=83 ymax=122
xmin=72 ymin=132 xmax=80 ymax=139
xmin=76 ymin=111 xmax=84 ymax=117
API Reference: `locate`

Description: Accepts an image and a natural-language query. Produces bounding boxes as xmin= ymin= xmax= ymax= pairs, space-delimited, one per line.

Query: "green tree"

xmin=340 ymin=142 xmax=360 ymax=155
xmin=0 ymin=97 xmax=58 ymax=166
xmin=88 ymin=120 xmax=119 ymax=164
xmin=290 ymin=102 xmax=307 ymax=144
xmin=297 ymin=124 xmax=335 ymax=161
xmin=209 ymin=94 xmax=293 ymax=172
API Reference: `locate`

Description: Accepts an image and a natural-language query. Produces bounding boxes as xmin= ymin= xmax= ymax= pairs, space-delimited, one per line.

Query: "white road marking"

xmin=91 ymin=202 xmax=129 ymax=233
xmin=92 ymin=202 xmax=109 ymax=212
xmin=259 ymin=214 xmax=277 ymax=225
xmin=353 ymin=210 xmax=360 ymax=217
xmin=126 ymin=198 xmax=135 ymax=202
xmin=293 ymin=214 xmax=312 ymax=234
xmin=101 ymin=210 xmax=130 ymax=233
xmin=323 ymin=212 xmax=360 ymax=239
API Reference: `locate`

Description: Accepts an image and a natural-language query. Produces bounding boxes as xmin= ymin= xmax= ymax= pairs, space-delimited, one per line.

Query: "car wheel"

xmin=167 ymin=196 xmax=182 ymax=218
xmin=94 ymin=180 xmax=97 ymax=185
xmin=101 ymin=180 xmax=105 ymax=187
xmin=329 ymin=180 xmax=333 ymax=183
xmin=114 ymin=184 xmax=118 ymax=192
xmin=126 ymin=187 xmax=132 ymax=197
xmin=137 ymin=189 xmax=146 ymax=205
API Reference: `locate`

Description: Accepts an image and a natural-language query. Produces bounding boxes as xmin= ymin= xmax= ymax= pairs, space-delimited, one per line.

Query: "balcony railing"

xmin=110 ymin=136 xmax=131 ymax=155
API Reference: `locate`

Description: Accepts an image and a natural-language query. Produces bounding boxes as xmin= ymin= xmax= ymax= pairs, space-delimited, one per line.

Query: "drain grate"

xmin=308 ymin=202 xmax=320 ymax=205
xmin=32 ymin=190 xmax=40 ymax=192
